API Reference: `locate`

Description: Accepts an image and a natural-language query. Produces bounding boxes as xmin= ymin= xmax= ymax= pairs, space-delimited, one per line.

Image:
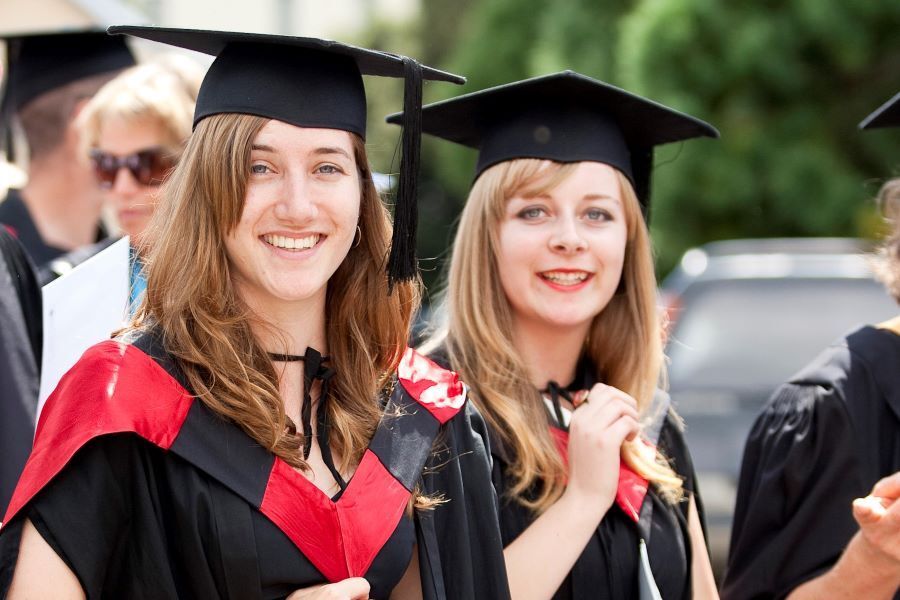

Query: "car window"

xmin=666 ymin=277 xmax=897 ymax=390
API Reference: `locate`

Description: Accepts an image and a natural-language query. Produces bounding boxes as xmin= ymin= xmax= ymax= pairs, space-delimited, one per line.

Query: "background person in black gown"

xmin=723 ymin=93 xmax=900 ymax=600
xmin=0 ymin=30 xmax=135 ymax=267
xmin=0 ymin=227 xmax=41 ymax=516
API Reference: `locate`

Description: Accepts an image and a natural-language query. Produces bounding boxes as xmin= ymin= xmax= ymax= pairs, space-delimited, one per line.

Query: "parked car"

xmin=661 ymin=238 xmax=898 ymax=580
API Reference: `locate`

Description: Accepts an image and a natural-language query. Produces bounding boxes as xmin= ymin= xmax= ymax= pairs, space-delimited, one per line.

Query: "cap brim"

xmin=859 ymin=91 xmax=900 ymax=130
xmin=108 ymin=25 xmax=464 ymax=85
xmin=387 ymin=70 xmax=718 ymax=148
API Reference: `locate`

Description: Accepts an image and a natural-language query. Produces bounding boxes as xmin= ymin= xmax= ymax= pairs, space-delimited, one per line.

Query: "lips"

xmin=262 ymin=233 xmax=321 ymax=251
xmin=539 ymin=270 xmax=592 ymax=286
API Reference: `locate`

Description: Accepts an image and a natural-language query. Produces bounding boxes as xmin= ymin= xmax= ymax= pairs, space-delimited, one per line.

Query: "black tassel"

xmin=386 ymin=57 xmax=423 ymax=290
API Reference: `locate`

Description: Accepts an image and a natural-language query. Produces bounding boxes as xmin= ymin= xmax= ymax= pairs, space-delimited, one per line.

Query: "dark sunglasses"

xmin=89 ymin=147 xmax=175 ymax=189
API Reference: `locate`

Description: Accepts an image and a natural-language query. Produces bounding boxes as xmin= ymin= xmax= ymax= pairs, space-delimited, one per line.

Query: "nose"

xmin=549 ymin=214 xmax=587 ymax=253
xmin=110 ymin=167 xmax=140 ymax=197
xmin=274 ymin=170 xmax=318 ymax=222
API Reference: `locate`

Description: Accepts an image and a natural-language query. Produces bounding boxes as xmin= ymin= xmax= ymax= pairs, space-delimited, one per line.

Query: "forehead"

xmin=251 ymin=119 xmax=355 ymax=153
xmin=515 ymin=161 xmax=622 ymax=199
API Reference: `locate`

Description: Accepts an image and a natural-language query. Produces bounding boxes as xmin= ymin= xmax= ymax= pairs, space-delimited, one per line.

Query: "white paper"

xmin=37 ymin=237 xmax=130 ymax=419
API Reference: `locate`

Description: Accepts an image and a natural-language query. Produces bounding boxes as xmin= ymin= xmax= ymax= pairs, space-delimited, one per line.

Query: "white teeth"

xmin=263 ymin=234 xmax=320 ymax=250
xmin=541 ymin=271 xmax=589 ymax=285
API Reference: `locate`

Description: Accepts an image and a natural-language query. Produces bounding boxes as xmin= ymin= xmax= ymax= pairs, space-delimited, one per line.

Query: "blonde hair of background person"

xmin=78 ymin=56 xmax=202 ymax=158
xmin=77 ymin=56 xmax=203 ymax=238
xmin=874 ymin=177 xmax=900 ymax=305
xmin=426 ymin=160 xmax=680 ymax=511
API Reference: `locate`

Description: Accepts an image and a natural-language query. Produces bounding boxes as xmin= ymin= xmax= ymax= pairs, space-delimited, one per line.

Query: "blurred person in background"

xmin=404 ymin=72 xmax=721 ymax=600
xmin=0 ymin=30 xmax=135 ymax=268
xmin=0 ymin=227 xmax=41 ymax=516
xmin=41 ymin=57 xmax=203 ymax=293
xmin=723 ymin=92 xmax=900 ymax=600
xmin=0 ymin=26 xmax=508 ymax=600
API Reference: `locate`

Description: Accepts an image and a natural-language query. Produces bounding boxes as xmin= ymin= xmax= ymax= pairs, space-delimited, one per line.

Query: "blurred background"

xmin=4 ymin=0 xmax=900 ymax=581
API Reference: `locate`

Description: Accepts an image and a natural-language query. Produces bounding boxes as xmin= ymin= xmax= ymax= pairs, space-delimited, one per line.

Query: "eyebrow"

xmin=250 ymin=144 xmax=352 ymax=160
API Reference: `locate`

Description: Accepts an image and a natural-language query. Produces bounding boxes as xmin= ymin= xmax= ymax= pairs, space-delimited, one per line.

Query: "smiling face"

xmin=224 ymin=120 xmax=361 ymax=314
xmin=495 ymin=161 xmax=628 ymax=334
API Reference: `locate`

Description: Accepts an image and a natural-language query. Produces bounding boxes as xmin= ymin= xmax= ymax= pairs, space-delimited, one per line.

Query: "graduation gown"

xmin=492 ymin=417 xmax=699 ymax=599
xmin=0 ymin=189 xmax=107 ymax=269
xmin=0 ymin=228 xmax=42 ymax=514
xmin=0 ymin=330 xmax=510 ymax=600
xmin=723 ymin=325 xmax=900 ymax=600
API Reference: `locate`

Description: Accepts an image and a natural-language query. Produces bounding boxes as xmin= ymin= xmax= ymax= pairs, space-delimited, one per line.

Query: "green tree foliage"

xmin=618 ymin=0 xmax=900 ymax=273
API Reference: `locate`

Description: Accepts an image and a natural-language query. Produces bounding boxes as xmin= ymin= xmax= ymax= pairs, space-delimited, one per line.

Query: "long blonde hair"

xmin=129 ymin=113 xmax=420 ymax=473
xmin=428 ymin=159 xmax=682 ymax=512
xmin=874 ymin=177 xmax=900 ymax=304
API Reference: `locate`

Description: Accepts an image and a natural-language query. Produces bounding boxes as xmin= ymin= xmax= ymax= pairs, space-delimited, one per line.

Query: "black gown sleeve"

xmin=722 ymin=377 xmax=867 ymax=600
xmin=415 ymin=402 xmax=511 ymax=600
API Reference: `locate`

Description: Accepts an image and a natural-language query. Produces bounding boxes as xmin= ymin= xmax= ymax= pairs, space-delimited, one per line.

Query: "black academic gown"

xmin=492 ymin=419 xmax=699 ymax=599
xmin=0 ymin=331 xmax=509 ymax=600
xmin=0 ymin=228 xmax=41 ymax=515
xmin=0 ymin=189 xmax=107 ymax=268
xmin=723 ymin=325 xmax=900 ymax=600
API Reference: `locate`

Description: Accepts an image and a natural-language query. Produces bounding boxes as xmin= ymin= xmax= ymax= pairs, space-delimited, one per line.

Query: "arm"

xmin=390 ymin=544 xmax=423 ymax=600
xmin=7 ymin=518 xmax=84 ymax=600
xmin=787 ymin=472 xmax=900 ymax=600
xmin=688 ymin=497 xmax=720 ymax=600
xmin=503 ymin=384 xmax=640 ymax=600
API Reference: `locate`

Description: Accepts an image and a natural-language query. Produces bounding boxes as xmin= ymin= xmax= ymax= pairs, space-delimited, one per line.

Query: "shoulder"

xmin=397 ymin=347 xmax=467 ymax=425
xmin=4 ymin=333 xmax=194 ymax=524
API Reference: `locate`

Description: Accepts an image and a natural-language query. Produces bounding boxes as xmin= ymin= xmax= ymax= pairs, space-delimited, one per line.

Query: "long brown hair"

xmin=130 ymin=113 xmax=419 ymax=473
xmin=425 ymin=159 xmax=682 ymax=512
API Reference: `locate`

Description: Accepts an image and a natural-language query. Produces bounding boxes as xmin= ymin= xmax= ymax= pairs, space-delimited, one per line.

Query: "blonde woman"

xmin=0 ymin=27 xmax=508 ymax=600
xmin=396 ymin=72 xmax=720 ymax=599
xmin=723 ymin=94 xmax=900 ymax=600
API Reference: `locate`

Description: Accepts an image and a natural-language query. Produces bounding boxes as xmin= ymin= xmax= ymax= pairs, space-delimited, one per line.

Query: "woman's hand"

xmin=852 ymin=471 xmax=900 ymax=565
xmin=287 ymin=578 xmax=370 ymax=600
xmin=563 ymin=383 xmax=640 ymax=515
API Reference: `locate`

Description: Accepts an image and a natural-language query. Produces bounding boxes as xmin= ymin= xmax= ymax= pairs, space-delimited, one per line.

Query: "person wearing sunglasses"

xmin=0 ymin=26 xmax=509 ymax=600
xmin=40 ymin=58 xmax=203 ymax=286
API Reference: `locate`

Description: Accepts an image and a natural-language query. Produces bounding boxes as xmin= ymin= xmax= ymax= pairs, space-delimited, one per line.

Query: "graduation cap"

xmin=387 ymin=70 xmax=718 ymax=218
xmin=859 ymin=91 xmax=900 ymax=130
xmin=109 ymin=25 xmax=465 ymax=286
xmin=1 ymin=29 xmax=135 ymax=160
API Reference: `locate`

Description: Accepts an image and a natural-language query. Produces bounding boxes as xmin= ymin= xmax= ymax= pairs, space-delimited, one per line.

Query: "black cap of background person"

xmin=0 ymin=29 xmax=136 ymax=160
xmin=859 ymin=91 xmax=900 ymax=130
xmin=109 ymin=26 xmax=465 ymax=288
xmin=387 ymin=70 xmax=718 ymax=220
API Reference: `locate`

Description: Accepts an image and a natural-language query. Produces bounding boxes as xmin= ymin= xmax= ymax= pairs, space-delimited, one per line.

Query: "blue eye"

xmin=585 ymin=208 xmax=611 ymax=221
xmin=518 ymin=207 xmax=545 ymax=219
xmin=316 ymin=164 xmax=343 ymax=175
xmin=250 ymin=163 xmax=270 ymax=175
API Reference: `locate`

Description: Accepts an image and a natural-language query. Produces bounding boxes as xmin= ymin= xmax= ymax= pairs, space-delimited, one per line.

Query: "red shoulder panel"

xmin=549 ymin=426 xmax=650 ymax=523
xmin=397 ymin=347 xmax=466 ymax=424
xmin=2 ymin=340 xmax=193 ymax=525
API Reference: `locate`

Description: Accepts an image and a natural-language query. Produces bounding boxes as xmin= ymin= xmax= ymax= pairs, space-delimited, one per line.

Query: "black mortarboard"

xmin=109 ymin=25 xmax=465 ymax=286
xmin=1 ymin=29 xmax=135 ymax=159
xmin=859 ymin=91 xmax=900 ymax=130
xmin=387 ymin=70 xmax=718 ymax=217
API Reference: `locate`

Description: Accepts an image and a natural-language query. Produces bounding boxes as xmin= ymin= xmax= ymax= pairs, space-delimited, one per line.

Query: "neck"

xmin=243 ymin=288 xmax=328 ymax=358
xmin=511 ymin=316 xmax=590 ymax=390
xmin=21 ymin=149 xmax=103 ymax=251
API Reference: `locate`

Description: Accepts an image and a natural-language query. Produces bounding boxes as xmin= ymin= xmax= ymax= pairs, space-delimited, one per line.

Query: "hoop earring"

xmin=352 ymin=225 xmax=362 ymax=248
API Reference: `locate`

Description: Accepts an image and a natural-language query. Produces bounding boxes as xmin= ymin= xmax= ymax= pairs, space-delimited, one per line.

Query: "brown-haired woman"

xmin=0 ymin=27 xmax=508 ymax=600
xmin=402 ymin=72 xmax=721 ymax=599
xmin=723 ymin=94 xmax=900 ymax=600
